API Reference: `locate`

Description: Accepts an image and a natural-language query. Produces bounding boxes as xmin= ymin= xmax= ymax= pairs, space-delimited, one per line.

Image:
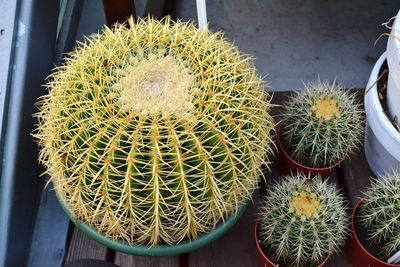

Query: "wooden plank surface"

xmin=114 ymin=253 xmax=179 ymax=267
xmin=325 ymin=170 xmax=352 ymax=267
xmin=27 ymin=185 xmax=71 ymax=267
xmin=65 ymin=228 xmax=108 ymax=262
xmin=338 ymin=154 xmax=374 ymax=206
xmin=188 ymin=197 xmax=259 ymax=267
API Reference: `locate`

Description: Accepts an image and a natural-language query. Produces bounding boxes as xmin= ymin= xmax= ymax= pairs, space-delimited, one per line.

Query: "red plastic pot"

xmin=254 ymin=220 xmax=329 ymax=267
xmin=346 ymin=200 xmax=400 ymax=267
xmin=276 ymin=126 xmax=341 ymax=177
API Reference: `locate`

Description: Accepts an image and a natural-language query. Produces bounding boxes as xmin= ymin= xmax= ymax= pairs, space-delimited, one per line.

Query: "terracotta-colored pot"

xmin=276 ymin=126 xmax=340 ymax=177
xmin=254 ymin=220 xmax=329 ymax=267
xmin=346 ymin=200 xmax=400 ymax=267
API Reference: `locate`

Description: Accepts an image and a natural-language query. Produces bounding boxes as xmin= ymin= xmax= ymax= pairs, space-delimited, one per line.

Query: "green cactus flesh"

xmin=34 ymin=17 xmax=274 ymax=246
xmin=281 ymin=80 xmax=363 ymax=168
xmin=359 ymin=172 xmax=400 ymax=260
xmin=259 ymin=173 xmax=348 ymax=267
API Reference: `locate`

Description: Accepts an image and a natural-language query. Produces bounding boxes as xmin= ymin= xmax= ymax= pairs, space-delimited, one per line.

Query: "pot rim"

xmin=351 ymin=199 xmax=400 ymax=267
xmin=254 ymin=219 xmax=329 ymax=267
xmin=276 ymin=125 xmax=342 ymax=172
xmin=54 ymin=188 xmax=250 ymax=256
xmin=365 ymin=53 xmax=400 ymax=147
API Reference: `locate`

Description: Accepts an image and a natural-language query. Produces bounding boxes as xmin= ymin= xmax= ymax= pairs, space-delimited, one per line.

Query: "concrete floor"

xmin=76 ymin=0 xmax=400 ymax=91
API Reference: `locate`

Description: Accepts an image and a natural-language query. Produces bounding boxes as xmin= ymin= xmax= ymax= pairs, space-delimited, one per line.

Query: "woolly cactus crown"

xmin=359 ymin=171 xmax=400 ymax=260
xmin=34 ymin=17 xmax=274 ymax=246
xmin=259 ymin=173 xmax=349 ymax=267
xmin=281 ymin=80 xmax=363 ymax=168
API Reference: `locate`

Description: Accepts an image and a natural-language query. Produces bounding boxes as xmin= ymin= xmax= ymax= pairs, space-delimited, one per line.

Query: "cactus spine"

xmin=358 ymin=171 xmax=400 ymax=260
xmin=281 ymin=80 xmax=363 ymax=168
xmin=259 ymin=173 xmax=349 ymax=266
xmin=34 ymin=17 xmax=274 ymax=246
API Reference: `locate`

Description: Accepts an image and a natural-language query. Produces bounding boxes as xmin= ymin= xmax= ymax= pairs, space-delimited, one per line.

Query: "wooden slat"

xmin=102 ymin=0 xmax=135 ymax=27
xmin=188 ymin=200 xmax=259 ymax=267
xmin=325 ymin=170 xmax=352 ymax=267
xmin=143 ymin=0 xmax=178 ymax=19
xmin=336 ymin=89 xmax=374 ymax=206
xmin=114 ymin=253 xmax=179 ymax=267
xmin=66 ymin=228 xmax=108 ymax=262
xmin=27 ymin=186 xmax=71 ymax=267
xmin=337 ymin=154 xmax=374 ymax=207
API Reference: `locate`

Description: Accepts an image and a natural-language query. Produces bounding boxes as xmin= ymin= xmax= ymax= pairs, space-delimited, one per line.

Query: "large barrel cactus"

xmin=34 ymin=17 xmax=274 ymax=246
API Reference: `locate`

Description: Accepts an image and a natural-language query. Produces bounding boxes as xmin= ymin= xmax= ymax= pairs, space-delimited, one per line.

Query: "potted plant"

xmin=346 ymin=171 xmax=400 ymax=267
xmin=33 ymin=17 xmax=275 ymax=256
xmin=364 ymin=52 xmax=400 ymax=176
xmin=278 ymin=80 xmax=363 ymax=176
xmin=255 ymin=172 xmax=349 ymax=267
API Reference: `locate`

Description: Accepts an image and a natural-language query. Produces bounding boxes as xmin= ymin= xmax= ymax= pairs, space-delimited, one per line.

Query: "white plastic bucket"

xmin=364 ymin=52 xmax=400 ymax=176
xmin=386 ymin=10 xmax=400 ymax=121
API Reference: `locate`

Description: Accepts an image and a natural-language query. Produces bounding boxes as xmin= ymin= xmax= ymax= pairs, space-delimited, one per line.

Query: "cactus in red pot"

xmin=258 ymin=173 xmax=349 ymax=266
xmin=280 ymin=80 xmax=363 ymax=169
xmin=358 ymin=171 xmax=400 ymax=261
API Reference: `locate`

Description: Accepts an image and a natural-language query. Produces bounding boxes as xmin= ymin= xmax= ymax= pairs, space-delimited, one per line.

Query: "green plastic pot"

xmin=55 ymin=190 xmax=250 ymax=256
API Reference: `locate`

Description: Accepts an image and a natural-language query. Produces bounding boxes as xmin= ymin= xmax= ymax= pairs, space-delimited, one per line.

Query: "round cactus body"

xmin=259 ymin=173 xmax=348 ymax=267
xmin=34 ymin=17 xmax=274 ymax=246
xmin=281 ymin=80 xmax=363 ymax=168
xmin=359 ymin=171 xmax=400 ymax=260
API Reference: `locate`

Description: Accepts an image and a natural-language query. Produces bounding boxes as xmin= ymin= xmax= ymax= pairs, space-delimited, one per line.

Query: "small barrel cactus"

xmin=34 ymin=17 xmax=274 ymax=246
xmin=259 ymin=173 xmax=349 ymax=266
xmin=358 ymin=171 xmax=400 ymax=260
xmin=280 ymin=80 xmax=363 ymax=168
